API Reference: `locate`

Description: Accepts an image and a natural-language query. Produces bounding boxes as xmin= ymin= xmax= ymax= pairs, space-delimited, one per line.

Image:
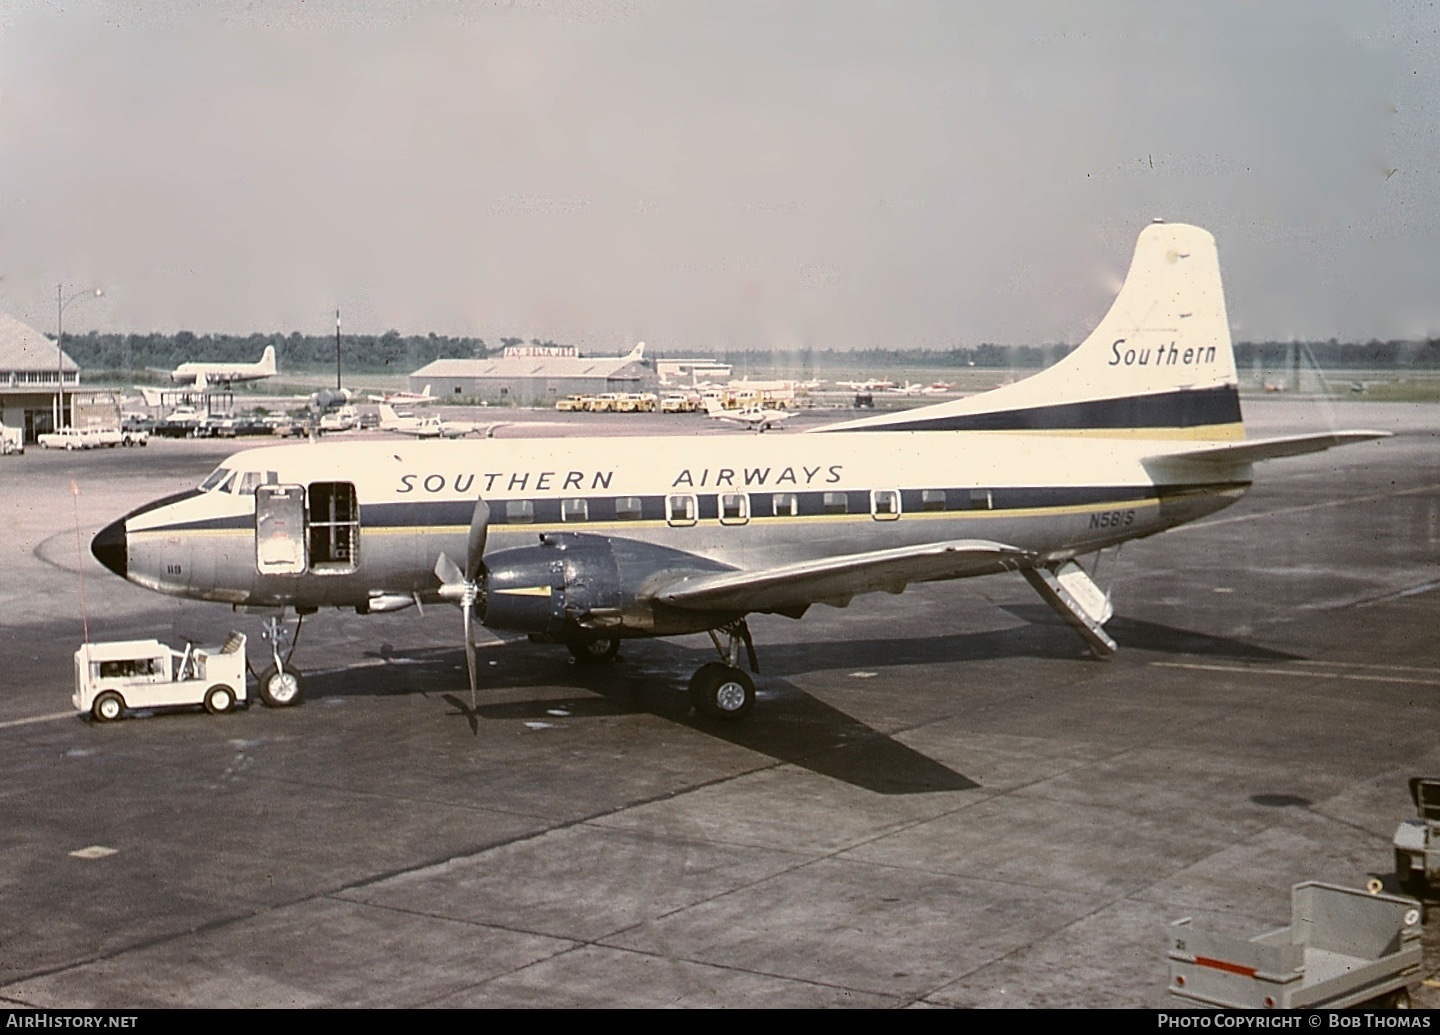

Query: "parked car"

xmin=38 ymin=427 xmax=95 ymax=450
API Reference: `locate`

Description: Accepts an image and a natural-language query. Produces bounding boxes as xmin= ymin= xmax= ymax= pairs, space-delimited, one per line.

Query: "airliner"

xmin=90 ymin=222 xmax=1386 ymax=721
xmin=167 ymin=345 xmax=278 ymax=391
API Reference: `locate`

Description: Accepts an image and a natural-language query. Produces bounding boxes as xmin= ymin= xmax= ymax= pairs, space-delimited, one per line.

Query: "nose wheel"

xmin=254 ymin=613 xmax=305 ymax=708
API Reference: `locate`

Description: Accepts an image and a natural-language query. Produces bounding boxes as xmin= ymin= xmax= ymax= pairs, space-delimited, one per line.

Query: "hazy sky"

xmin=1 ymin=1 xmax=1437 ymax=349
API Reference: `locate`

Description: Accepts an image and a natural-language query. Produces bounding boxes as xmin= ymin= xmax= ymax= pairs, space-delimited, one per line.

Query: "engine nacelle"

xmin=477 ymin=532 xmax=735 ymax=638
xmin=479 ymin=533 xmax=619 ymax=637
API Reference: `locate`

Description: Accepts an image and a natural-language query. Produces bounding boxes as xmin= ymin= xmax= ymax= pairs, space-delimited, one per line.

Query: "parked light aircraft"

xmin=90 ymin=222 xmax=1387 ymax=721
xmin=377 ymin=404 xmax=477 ymax=439
xmin=165 ymin=345 xmax=278 ymax=391
xmin=369 ymin=384 xmax=435 ymax=406
xmin=702 ymin=397 xmax=792 ymax=432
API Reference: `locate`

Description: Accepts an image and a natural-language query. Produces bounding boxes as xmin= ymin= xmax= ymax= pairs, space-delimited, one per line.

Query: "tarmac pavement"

xmin=1 ymin=399 xmax=1438 ymax=1008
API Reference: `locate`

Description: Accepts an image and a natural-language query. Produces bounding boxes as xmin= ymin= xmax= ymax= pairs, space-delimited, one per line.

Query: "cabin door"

xmin=255 ymin=484 xmax=307 ymax=575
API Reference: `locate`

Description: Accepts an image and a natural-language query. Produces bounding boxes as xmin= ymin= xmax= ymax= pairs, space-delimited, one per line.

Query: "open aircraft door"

xmin=256 ymin=484 xmax=307 ymax=575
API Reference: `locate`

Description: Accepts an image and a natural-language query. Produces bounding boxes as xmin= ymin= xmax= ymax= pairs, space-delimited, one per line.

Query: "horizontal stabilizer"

xmin=1145 ymin=430 xmax=1390 ymax=468
xmin=656 ymin=539 xmax=1030 ymax=615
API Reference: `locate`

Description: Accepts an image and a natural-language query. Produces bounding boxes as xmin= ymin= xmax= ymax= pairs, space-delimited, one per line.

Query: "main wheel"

xmin=92 ymin=691 xmax=125 ymax=723
xmin=257 ymin=664 xmax=304 ymax=708
xmin=688 ymin=662 xmax=755 ymax=721
xmin=204 ymin=684 xmax=236 ymax=715
xmin=568 ymin=636 xmax=621 ymax=664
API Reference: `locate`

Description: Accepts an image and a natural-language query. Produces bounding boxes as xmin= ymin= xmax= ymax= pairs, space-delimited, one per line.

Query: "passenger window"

xmin=823 ymin=492 xmax=848 ymax=515
xmin=719 ymin=493 xmax=749 ymax=525
xmin=666 ymin=494 xmax=697 ymax=527
xmin=616 ymin=496 xmax=643 ymax=521
xmin=921 ymin=489 xmax=947 ymax=511
xmin=506 ymin=500 xmax=535 ymax=524
xmin=772 ymin=493 xmax=798 ymax=517
xmin=871 ymin=489 xmax=900 ymax=520
xmin=561 ymin=498 xmax=588 ymax=522
xmin=969 ymin=489 xmax=993 ymax=511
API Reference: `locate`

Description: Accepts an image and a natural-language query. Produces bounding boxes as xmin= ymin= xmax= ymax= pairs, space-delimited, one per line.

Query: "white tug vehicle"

xmin=73 ymin=632 xmax=280 ymax=722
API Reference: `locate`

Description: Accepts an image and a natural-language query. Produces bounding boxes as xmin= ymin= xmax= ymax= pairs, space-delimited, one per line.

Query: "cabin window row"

xmin=492 ymin=487 xmax=999 ymax=526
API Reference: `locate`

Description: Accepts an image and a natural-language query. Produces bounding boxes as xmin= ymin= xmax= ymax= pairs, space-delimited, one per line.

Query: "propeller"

xmin=434 ymin=498 xmax=490 ymax=708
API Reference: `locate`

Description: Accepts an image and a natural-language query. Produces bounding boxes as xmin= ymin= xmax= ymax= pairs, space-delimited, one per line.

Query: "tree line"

xmin=58 ymin=330 xmax=1440 ymax=376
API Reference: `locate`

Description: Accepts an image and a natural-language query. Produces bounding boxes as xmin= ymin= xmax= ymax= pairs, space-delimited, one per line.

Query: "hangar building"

xmin=409 ymin=346 xmax=658 ymax=407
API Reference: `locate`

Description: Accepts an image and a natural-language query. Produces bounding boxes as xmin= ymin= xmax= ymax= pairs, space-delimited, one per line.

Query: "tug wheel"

xmin=93 ymin=691 xmax=125 ymax=723
xmin=204 ymin=684 xmax=236 ymax=715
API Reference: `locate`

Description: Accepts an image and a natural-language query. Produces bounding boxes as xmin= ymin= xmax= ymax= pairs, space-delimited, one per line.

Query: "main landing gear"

xmin=689 ymin=620 xmax=758 ymax=721
xmin=254 ymin=612 xmax=305 ymax=708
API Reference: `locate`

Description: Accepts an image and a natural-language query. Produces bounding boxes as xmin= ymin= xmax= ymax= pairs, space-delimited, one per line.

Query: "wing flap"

xmin=1144 ymin=430 xmax=1390 ymax=468
xmin=656 ymin=539 xmax=1030 ymax=614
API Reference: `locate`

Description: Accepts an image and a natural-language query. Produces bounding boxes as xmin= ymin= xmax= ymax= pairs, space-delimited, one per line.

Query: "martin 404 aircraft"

xmin=91 ymin=222 xmax=1386 ymax=720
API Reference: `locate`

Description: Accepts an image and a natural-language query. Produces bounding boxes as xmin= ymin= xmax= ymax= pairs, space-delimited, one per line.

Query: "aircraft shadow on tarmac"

xmin=299 ymin=605 xmax=1300 ymax=795
xmin=318 ymin=642 xmax=980 ymax=795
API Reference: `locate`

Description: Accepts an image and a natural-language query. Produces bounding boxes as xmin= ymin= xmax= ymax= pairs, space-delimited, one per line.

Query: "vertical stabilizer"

xmin=818 ymin=222 xmax=1242 ymax=439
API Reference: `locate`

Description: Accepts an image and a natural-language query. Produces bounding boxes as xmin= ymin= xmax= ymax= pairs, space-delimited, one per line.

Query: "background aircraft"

xmin=165 ymin=345 xmax=278 ymax=391
xmin=701 ymin=397 xmax=791 ymax=431
xmin=368 ymin=384 xmax=435 ymax=406
xmin=377 ymin=403 xmax=477 ymax=438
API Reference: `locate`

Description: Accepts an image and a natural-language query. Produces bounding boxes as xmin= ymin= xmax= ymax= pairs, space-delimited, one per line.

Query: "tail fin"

xmin=818 ymin=221 xmax=1242 ymax=439
xmin=702 ymin=397 xmax=725 ymax=417
xmin=259 ymin=345 xmax=277 ymax=375
xmin=378 ymin=404 xmax=399 ymax=425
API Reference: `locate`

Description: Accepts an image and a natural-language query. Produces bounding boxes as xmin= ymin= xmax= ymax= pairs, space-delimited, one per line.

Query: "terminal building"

xmin=0 ymin=312 xmax=81 ymax=441
xmin=409 ymin=344 xmax=658 ymax=407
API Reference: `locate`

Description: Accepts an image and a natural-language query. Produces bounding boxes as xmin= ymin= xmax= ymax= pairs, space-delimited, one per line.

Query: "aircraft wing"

xmin=1144 ymin=430 xmax=1390 ymax=468
xmin=654 ymin=539 xmax=1029 ymax=614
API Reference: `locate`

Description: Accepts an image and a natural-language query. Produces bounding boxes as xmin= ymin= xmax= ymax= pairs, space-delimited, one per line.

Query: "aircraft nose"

xmin=91 ymin=518 xmax=127 ymax=579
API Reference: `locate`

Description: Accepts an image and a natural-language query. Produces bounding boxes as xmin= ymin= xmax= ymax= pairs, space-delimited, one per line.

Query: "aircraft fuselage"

xmin=93 ymin=431 xmax=1250 ymax=635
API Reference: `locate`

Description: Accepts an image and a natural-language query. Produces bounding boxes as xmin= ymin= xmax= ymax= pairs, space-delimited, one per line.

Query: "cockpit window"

xmin=236 ymin=471 xmax=263 ymax=495
xmin=200 ymin=467 xmax=233 ymax=492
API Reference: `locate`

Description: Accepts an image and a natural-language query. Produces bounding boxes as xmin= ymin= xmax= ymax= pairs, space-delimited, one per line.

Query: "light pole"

xmin=55 ymin=285 xmax=103 ymax=430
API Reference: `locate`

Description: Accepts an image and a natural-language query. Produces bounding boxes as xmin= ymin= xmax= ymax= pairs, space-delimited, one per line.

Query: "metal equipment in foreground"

xmin=1167 ymin=882 xmax=1423 ymax=1009
xmin=1395 ymin=777 xmax=1440 ymax=895
xmin=73 ymin=633 xmax=250 ymax=722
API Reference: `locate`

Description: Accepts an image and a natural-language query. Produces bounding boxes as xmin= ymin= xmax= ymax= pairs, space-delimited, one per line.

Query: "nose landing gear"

xmin=254 ymin=612 xmax=305 ymax=708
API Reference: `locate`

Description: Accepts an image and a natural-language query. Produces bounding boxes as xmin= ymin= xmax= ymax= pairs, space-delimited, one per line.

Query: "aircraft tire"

xmin=688 ymin=663 xmax=755 ymax=721
xmin=92 ymin=691 xmax=125 ymax=723
xmin=204 ymin=684 xmax=236 ymax=715
xmin=567 ymin=636 xmax=621 ymax=664
xmin=257 ymin=664 xmax=304 ymax=708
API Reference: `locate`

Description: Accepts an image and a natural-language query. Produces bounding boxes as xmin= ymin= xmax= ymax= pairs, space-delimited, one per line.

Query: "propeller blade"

xmin=466 ymin=498 xmax=490 ymax=584
xmin=434 ymin=551 xmax=464 ymax=588
xmin=463 ymin=597 xmax=478 ymax=710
